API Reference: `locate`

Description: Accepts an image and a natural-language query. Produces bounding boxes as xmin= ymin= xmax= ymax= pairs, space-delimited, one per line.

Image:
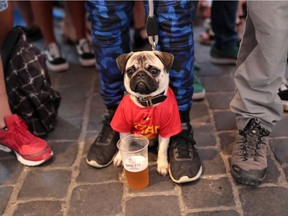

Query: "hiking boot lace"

xmin=239 ymin=119 xmax=269 ymax=162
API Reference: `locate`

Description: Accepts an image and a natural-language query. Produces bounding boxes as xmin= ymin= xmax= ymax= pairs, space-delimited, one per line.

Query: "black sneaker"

xmin=44 ymin=42 xmax=69 ymax=72
xmin=168 ymin=123 xmax=202 ymax=183
xmin=76 ymin=38 xmax=95 ymax=67
xmin=278 ymin=83 xmax=288 ymax=112
xmin=231 ymin=118 xmax=270 ymax=186
xmin=86 ymin=110 xmax=119 ymax=168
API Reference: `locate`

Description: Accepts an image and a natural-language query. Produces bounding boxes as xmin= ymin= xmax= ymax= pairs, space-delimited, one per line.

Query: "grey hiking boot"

xmin=168 ymin=123 xmax=203 ymax=183
xmin=86 ymin=110 xmax=119 ymax=168
xmin=231 ymin=118 xmax=270 ymax=186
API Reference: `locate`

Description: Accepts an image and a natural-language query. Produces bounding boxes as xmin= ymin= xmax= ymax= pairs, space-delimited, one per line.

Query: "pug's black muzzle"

xmin=130 ymin=70 xmax=158 ymax=95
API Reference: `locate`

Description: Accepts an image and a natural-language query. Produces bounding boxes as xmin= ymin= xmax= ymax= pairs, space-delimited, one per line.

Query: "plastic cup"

xmin=117 ymin=134 xmax=149 ymax=190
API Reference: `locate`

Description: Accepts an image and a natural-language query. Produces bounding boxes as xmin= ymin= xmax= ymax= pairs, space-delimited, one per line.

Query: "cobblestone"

xmin=1 ymin=21 xmax=288 ymax=216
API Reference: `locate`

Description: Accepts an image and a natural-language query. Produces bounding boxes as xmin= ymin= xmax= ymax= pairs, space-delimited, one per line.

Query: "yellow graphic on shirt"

xmin=134 ymin=118 xmax=160 ymax=139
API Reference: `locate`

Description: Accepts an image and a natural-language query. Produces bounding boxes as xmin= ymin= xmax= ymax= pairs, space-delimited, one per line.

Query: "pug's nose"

xmin=136 ymin=71 xmax=146 ymax=78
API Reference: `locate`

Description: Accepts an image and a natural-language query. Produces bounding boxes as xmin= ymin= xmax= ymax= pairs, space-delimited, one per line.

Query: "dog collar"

xmin=136 ymin=91 xmax=167 ymax=107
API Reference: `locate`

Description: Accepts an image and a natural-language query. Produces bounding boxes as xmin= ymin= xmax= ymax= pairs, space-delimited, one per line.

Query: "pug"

xmin=110 ymin=51 xmax=182 ymax=176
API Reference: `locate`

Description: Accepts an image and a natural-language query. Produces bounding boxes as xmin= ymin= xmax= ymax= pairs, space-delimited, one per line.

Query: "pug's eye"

xmin=126 ymin=67 xmax=135 ymax=77
xmin=148 ymin=66 xmax=160 ymax=77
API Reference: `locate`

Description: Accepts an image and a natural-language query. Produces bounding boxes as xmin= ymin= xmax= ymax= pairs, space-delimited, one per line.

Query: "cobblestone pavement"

xmin=1 ymin=23 xmax=288 ymax=216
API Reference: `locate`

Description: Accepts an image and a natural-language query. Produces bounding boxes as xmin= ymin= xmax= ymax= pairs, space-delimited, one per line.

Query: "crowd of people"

xmin=1 ymin=0 xmax=288 ymax=187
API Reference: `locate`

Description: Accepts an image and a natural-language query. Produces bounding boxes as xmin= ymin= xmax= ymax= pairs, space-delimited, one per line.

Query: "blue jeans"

xmin=86 ymin=0 xmax=195 ymax=112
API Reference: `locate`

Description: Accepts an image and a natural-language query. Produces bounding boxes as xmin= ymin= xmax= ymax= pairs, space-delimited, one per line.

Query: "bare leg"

xmin=65 ymin=1 xmax=86 ymax=41
xmin=0 ymin=1 xmax=13 ymax=46
xmin=0 ymin=2 xmax=14 ymax=128
xmin=13 ymin=1 xmax=35 ymax=27
xmin=0 ymin=58 xmax=12 ymax=128
xmin=30 ymin=1 xmax=55 ymax=45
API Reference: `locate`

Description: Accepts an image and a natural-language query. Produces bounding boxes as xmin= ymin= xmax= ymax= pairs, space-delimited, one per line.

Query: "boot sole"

xmin=231 ymin=169 xmax=265 ymax=187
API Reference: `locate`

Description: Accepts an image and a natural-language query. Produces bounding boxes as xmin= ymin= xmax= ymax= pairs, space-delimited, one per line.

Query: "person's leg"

xmin=230 ymin=1 xmax=288 ymax=185
xmin=30 ymin=1 xmax=55 ymax=45
xmin=0 ymin=59 xmax=12 ymax=129
xmin=65 ymin=1 xmax=86 ymax=40
xmin=65 ymin=1 xmax=95 ymax=67
xmin=13 ymin=1 xmax=35 ymax=27
xmin=210 ymin=1 xmax=239 ymax=65
xmin=86 ymin=1 xmax=133 ymax=167
xmin=0 ymin=0 xmax=13 ymax=47
xmin=147 ymin=0 xmax=202 ymax=183
xmin=0 ymin=1 xmax=13 ymax=128
xmin=30 ymin=1 xmax=69 ymax=72
xmin=0 ymin=2 xmax=53 ymax=166
xmin=13 ymin=1 xmax=42 ymax=41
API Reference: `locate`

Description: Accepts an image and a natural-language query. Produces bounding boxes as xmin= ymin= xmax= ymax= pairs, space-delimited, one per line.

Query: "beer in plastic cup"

xmin=117 ymin=134 xmax=149 ymax=190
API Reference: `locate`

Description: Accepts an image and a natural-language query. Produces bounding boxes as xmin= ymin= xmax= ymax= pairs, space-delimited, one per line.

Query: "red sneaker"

xmin=0 ymin=114 xmax=53 ymax=166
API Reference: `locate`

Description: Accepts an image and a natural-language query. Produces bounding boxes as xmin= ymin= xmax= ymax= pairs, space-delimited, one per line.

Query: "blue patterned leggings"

xmin=86 ymin=1 xmax=195 ymax=112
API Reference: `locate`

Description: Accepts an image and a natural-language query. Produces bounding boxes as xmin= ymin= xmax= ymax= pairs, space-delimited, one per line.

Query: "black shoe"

xmin=231 ymin=118 xmax=270 ymax=186
xmin=86 ymin=110 xmax=119 ymax=168
xmin=168 ymin=123 xmax=202 ymax=183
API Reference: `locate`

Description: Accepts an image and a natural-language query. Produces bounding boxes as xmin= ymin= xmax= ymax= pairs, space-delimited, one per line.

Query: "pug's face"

xmin=116 ymin=51 xmax=174 ymax=97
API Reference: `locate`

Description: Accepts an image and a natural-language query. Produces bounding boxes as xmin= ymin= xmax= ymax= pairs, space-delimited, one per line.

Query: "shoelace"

xmin=239 ymin=119 xmax=269 ymax=162
xmin=173 ymin=130 xmax=195 ymax=158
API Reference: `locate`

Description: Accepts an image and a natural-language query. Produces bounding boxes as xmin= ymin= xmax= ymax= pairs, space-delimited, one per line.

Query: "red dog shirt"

xmin=111 ymin=87 xmax=182 ymax=139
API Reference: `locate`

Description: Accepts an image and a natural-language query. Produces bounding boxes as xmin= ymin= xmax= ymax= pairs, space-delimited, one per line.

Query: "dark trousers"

xmin=211 ymin=1 xmax=239 ymax=49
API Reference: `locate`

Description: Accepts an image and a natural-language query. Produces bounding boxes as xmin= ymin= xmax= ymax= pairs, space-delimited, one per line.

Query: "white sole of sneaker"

xmin=79 ymin=58 xmax=96 ymax=67
xmin=86 ymin=156 xmax=114 ymax=168
xmin=0 ymin=144 xmax=53 ymax=166
xmin=46 ymin=60 xmax=69 ymax=72
xmin=192 ymin=90 xmax=206 ymax=101
xmin=210 ymin=57 xmax=236 ymax=65
xmin=15 ymin=151 xmax=53 ymax=166
xmin=169 ymin=165 xmax=203 ymax=184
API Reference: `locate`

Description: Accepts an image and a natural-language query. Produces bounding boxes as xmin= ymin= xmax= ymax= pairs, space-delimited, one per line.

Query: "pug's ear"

xmin=116 ymin=52 xmax=134 ymax=73
xmin=153 ymin=51 xmax=174 ymax=73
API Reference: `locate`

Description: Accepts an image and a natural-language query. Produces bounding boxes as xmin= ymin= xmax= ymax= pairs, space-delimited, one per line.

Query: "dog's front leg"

xmin=113 ymin=132 xmax=131 ymax=167
xmin=157 ymin=136 xmax=170 ymax=176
